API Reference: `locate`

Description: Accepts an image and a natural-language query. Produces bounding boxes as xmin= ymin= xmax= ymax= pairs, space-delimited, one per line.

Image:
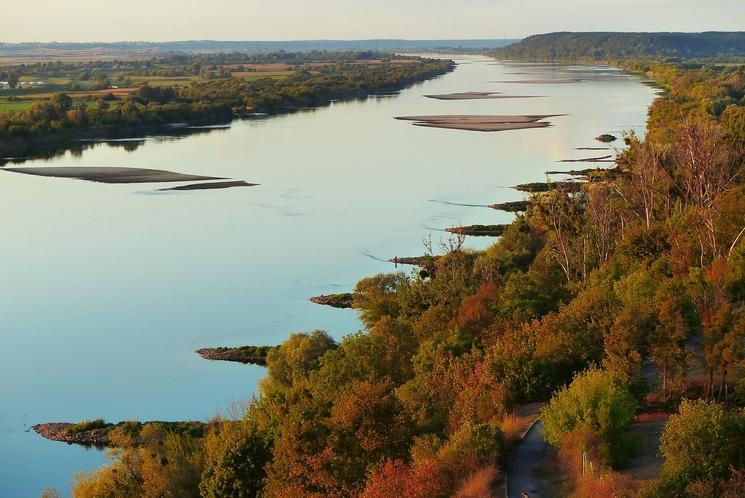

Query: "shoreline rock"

xmin=595 ymin=134 xmax=618 ymax=143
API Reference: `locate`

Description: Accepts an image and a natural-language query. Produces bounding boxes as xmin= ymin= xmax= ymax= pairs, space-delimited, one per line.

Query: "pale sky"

xmin=3 ymin=0 xmax=744 ymax=43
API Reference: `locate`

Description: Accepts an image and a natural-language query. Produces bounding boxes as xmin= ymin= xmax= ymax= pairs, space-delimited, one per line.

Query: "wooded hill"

xmin=495 ymin=32 xmax=745 ymax=60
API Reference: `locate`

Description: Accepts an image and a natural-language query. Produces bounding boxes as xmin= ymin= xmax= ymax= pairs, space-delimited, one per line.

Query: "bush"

xmin=541 ymin=367 xmax=638 ymax=465
xmin=660 ymin=399 xmax=745 ymax=490
xmin=65 ymin=419 xmax=107 ymax=435
xmin=199 ymin=420 xmax=272 ymax=498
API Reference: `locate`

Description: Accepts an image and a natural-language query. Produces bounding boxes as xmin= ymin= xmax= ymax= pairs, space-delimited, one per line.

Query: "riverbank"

xmin=196 ymin=346 xmax=277 ymax=365
xmin=3 ymin=56 xmax=660 ymax=497
xmin=0 ymin=58 xmax=455 ymax=160
xmin=33 ymin=420 xmax=211 ymax=447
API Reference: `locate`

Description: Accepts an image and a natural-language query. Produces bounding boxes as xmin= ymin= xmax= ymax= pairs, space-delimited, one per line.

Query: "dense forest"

xmin=54 ymin=56 xmax=745 ymax=497
xmin=0 ymin=56 xmax=453 ymax=158
xmin=494 ymin=32 xmax=745 ymax=60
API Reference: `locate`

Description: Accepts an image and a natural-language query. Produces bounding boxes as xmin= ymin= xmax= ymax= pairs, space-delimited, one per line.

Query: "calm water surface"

xmin=0 ymin=56 xmax=657 ymax=497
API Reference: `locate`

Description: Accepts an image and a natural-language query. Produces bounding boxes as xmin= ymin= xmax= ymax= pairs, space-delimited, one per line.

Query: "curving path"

xmin=506 ymin=421 xmax=551 ymax=498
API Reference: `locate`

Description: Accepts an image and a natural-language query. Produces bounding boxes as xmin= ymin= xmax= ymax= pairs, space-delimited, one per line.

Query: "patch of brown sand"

xmin=424 ymin=92 xmax=540 ymax=100
xmin=415 ymin=121 xmax=550 ymax=132
xmin=159 ymin=180 xmax=257 ymax=191
xmin=2 ymin=167 xmax=226 ymax=184
xmin=396 ymin=114 xmax=565 ymax=132
xmin=491 ymin=78 xmax=584 ymax=84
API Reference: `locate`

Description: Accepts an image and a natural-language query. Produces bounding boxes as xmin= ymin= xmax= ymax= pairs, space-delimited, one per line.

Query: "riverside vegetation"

xmin=0 ymin=52 xmax=453 ymax=158
xmin=38 ymin=47 xmax=745 ymax=497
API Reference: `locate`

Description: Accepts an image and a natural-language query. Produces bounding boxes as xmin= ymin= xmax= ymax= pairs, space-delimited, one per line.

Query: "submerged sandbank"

xmin=558 ymin=155 xmax=614 ymax=163
xmin=424 ymin=92 xmax=540 ymax=100
xmin=396 ymin=114 xmax=564 ymax=132
xmin=159 ymin=180 xmax=257 ymax=191
xmin=491 ymin=78 xmax=584 ymax=84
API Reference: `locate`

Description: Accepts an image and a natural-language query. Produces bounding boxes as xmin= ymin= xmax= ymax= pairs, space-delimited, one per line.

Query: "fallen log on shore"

xmin=310 ymin=293 xmax=355 ymax=309
xmin=196 ymin=346 xmax=277 ymax=366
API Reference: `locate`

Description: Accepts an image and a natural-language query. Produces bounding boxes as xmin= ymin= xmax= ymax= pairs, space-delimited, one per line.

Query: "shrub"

xmin=199 ymin=420 xmax=272 ymax=498
xmin=65 ymin=419 xmax=107 ymax=435
xmin=660 ymin=399 xmax=745 ymax=490
xmin=541 ymin=367 xmax=638 ymax=465
xmin=452 ymin=464 xmax=499 ymax=498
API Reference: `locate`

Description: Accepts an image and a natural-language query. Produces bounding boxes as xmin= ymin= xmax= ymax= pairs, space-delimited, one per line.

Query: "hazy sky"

xmin=4 ymin=0 xmax=745 ymax=42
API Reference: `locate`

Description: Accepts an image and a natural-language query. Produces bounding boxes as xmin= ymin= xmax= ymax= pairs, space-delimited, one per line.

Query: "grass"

xmin=0 ymin=99 xmax=34 ymax=113
xmin=453 ymin=464 xmax=499 ymax=498
xmin=501 ymin=413 xmax=524 ymax=447
xmin=64 ymin=419 xmax=109 ymax=435
xmin=231 ymin=71 xmax=294 ymax=80
xmin=129 ymin=76 xmax=195 ymax=87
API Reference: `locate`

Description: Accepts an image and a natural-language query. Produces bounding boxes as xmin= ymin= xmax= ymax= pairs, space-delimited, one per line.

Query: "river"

xmin=0 ymin=55 xmax=657 ymax=497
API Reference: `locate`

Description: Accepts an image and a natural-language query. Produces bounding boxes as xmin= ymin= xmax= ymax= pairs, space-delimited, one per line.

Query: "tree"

xmin=7 ymin=71 xmax=19 ymax=89
xmin=362 ymin=459 xmax=446 ymax=498
xmin=261 ymin=330 xmax=336 ymax=392
xmin=673 ymin=117 xmax=741 ymax=260
xmin=649 ymin=283 xmax=696 ymax=400
xmin=353 ymin=273 xmax=407 ymax=328
xmin=660 ymin=399 xmax=745 ymax=490
xmin=584 ymin=183 xmax=620 ymax=266
xmin=200 ymin=420 xmax=272 ymax=498
xmin=538 ymin=187 xmax=587 ymax=283
xmin=541 ymin=367 xmax=637 ymax=465
xmin=617 ymin=135 xmax=672 ymax=229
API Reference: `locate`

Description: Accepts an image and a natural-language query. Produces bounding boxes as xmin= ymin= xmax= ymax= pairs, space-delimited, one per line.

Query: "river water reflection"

xmin=0 ymin=55 xmax=657 ymax=497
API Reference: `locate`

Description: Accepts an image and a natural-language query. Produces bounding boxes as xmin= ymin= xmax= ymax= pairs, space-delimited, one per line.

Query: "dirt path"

xmin=506 ymin=421 xmax=552 ymax=498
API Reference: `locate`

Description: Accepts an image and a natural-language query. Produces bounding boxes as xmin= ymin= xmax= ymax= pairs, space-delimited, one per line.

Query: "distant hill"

xmin=0 ymin=39 xmax=517 ymax=59
xmin=494 ymin=32 xmax=745 ymax=60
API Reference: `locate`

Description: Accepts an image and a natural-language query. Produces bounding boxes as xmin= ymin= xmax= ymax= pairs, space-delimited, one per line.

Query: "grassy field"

xmin=0 ymin=59 xmax=419 ymax=113
xmin=0 ymin=99 xmax=35 ymax=113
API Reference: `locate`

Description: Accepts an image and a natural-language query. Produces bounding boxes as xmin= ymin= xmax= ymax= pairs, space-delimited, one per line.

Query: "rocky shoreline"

xmin=514 ymin=181 xmax=584 ymax=193
xmin=33 ymin=422 xmax=112 ymax=447
xmin=389 ymin=255 xmax=437 ymax=267
xmin=33 ymin=420 xmax=211 ymax=447
xmin=446 ymin=224 xmax=509 ymax=237
xmin=489 ymin=200 xmax=530 ymax=212
xmin=196 ymin=346 xmax=276 ymax=365
xmin=310 ymin=293 xmax=355 ymax=309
